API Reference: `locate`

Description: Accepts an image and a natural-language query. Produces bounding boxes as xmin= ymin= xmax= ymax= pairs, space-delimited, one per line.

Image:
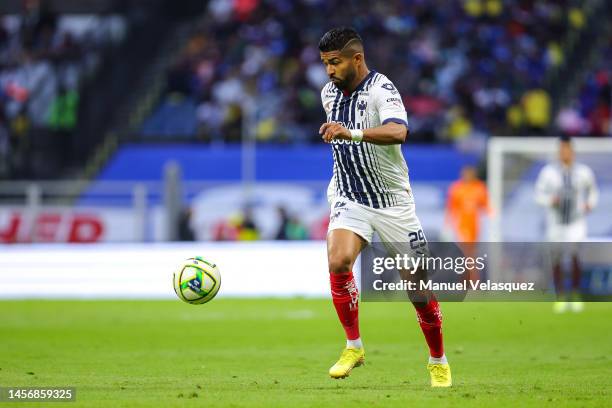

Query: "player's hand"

xmin=584 ymin=203 xmax=592 ymax=213
xmin=319 ymin=122 xmax=351 ymax=143
xmin=551 ymin=196 xmax=560 ymax=208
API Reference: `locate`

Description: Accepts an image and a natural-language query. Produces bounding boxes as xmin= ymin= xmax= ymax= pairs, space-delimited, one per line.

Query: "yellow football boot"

xmin=329 ymin=347 xmax=365 ymax=379
xmin=427 ymin=363 xmax=452 ymax=387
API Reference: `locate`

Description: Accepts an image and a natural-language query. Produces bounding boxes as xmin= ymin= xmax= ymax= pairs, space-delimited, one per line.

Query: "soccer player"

xmin=445 ymin=165 xmax=490 ymax=244
xmin=318 ymin=27 xmax=451 ymax=387
xmin=535 ymin=136 xmax=599 ymax=313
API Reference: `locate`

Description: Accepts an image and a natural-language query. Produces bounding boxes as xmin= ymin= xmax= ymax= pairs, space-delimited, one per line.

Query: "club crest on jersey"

xmin=382 ymin=82 xmax=399 ymax=94
xmin=357 ymin=100 xmax=367 ymax=115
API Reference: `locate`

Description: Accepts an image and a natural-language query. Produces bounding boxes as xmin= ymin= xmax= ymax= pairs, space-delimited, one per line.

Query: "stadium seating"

xmin=0 ymin=8 xmax=128 ymax=178
xmin=140 ymin=97 xmax=198 ymax=138
xmin=556 ymin=39 xmax=611 ymax=137
xmin=142 ymin=0 xmax=586 ymax=142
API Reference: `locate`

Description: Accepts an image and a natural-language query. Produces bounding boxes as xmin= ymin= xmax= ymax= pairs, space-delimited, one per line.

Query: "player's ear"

xmin=353 ymin=52 xmax=363 ymax=65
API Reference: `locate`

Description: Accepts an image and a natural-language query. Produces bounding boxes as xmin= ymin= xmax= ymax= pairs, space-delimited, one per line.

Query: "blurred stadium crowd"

xmin=556 ymin=37 xmax=612 ymax=136
xmin=0 ymin=1 xmax=127 ymax=177
xmin=0 ymin=0 xmax=610 ymax=180
xmin=150 ymin=0 xmax=609 ymax=145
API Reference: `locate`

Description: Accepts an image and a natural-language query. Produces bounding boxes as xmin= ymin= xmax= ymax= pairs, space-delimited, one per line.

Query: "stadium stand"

xmin=0 ymin=3 xmax=128 ymax=178
xmin=141 ymin=0 xmax=590 ymax=143
xmin=0 ymin=0 xmax=201 ymax=180
xmin=0 ymin=0 xmax=609 ymax=183
xmin=556 ymin=38 xmax=611 ymax=137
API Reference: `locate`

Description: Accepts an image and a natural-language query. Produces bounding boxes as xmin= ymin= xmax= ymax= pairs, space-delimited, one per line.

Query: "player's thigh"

xmin=328 ymin=197 xmax=374 ymax=243
xmin=327 ymin=198 xmax=373 ymax=273
xmin=373 ymin=202 xmax=428 ymax=257
xmin=327 ymin=229 xmax=367 ymax=274
xmin=562 ymin=222 xmax=586 ymax=255
xmin=373 ymin=203 xmax=432 ymax=304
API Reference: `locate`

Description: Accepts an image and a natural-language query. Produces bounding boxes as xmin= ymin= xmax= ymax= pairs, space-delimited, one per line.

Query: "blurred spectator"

xmin=275 ymin=206 xmax=309 ymax=240
xmin=212 ymin=216 xmax=240 ymax=241
xmin=238 ymin=206 xmax=259 ymax=241
xmin=443 ymin=106 xmax=473 ymax=141
xmin=0 ymin=108 xmax=9 ymax=177
xmin=48 ymin=85 xmax=78 ymax=166
xmin=556 ymin=103 xmax=588 ymax=136
xmin=557 ymin=39 xmax=612 ymax=137
xmin=521 ymin=88 xmax=551 ymax=134
xmin=213 ymin=207 xmax=260 ymax=241
xmin=178 ymin=207 xmax=195 ymax=241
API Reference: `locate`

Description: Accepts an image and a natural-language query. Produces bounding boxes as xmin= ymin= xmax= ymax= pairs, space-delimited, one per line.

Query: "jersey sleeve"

xmin=584 ymin=166 xmax=599 ymax=210
xmin=321 ymin=83 xmax=333 ymax=119
xmin=534 ymin=166 xmax=556 ymax=207
xmin=372 ymin=78 xmax=408 ymax=128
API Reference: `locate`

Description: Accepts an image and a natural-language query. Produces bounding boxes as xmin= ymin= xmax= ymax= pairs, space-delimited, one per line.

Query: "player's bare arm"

xmin=319 ymin=121 xmax=407 ymax=145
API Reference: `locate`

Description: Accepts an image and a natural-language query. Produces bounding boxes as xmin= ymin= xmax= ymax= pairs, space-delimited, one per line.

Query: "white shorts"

xmin=547 ymin=220 xmax=587 ymax=242
xmin=328 ymin=195 xmax=428 ymax=257
xmin=547 ymin=220 xmax=587 ymax=260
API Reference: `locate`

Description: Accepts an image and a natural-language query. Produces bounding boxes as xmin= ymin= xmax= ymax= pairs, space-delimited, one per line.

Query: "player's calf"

xmin=330 ymin=271 xmax=361 ymax=344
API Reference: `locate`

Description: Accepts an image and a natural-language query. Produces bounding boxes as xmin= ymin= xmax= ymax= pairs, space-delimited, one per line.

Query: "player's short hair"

xmin=318 ymin=27 xmax=363 ymax=53
xmin=560 ymin=134 xmax=572 ymax=143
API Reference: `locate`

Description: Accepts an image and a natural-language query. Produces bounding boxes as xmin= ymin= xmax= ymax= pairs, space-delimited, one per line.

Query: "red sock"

xmin=571 ymin=256 xmax=581 ymax=291
xmin=330 ymin=271 xmax=360 ymax=340
xmin=414 ymin=298 xmax=444 ymax=358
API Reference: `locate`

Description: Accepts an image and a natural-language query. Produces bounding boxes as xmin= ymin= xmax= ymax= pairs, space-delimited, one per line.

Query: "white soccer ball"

xmin=173 ymin=257 xmax=221 ymax=304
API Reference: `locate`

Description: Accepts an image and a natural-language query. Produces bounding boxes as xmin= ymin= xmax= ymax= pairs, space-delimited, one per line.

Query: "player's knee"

xmin=328 ymin=254 xmax=353 ymax=274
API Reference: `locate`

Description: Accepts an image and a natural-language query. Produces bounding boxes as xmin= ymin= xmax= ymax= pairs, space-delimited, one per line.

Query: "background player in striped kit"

xmin=535 ymin=136 xmax=599 ymax=313
xmin=318 ymin=27 xmax=451 ymax=387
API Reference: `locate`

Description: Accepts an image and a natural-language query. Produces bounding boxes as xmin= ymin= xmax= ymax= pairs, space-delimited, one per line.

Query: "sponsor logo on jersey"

xmin=332 ymin=120 xmax=355 ymax=129
xmin=331 ymin=139 xmax=361 ymax=145
xmin=326 ymin=121 xmax=362 ymax=144
xmin=386 ymin=97 xmax=403 ymax=108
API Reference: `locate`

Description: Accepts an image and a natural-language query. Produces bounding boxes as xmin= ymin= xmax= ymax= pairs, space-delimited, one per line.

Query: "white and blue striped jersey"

xmin=321 ymin=70 xmax=412 ymax=209
xmin=535 ymin=161 xmax=598 ymax=225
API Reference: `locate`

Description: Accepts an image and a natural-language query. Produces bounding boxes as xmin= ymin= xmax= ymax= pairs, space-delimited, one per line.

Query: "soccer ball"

xmin=173 ymin=257 xmax=221 ymax=304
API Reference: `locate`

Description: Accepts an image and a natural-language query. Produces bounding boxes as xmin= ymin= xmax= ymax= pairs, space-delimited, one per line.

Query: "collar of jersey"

xmin=336 ymin=70 xmax=377 ymax=97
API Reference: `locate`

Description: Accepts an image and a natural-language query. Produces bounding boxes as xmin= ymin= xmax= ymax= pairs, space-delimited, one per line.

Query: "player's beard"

xmin=334 ymin=67 xmax=356 ymax=92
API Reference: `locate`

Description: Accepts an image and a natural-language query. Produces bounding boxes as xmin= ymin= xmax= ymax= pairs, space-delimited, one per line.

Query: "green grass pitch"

xmin=0 ymin=299 xmax=610 ymax=407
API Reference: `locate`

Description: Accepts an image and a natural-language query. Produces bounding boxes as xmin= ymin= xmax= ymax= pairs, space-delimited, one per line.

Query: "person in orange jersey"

xmin=444 ymin=166 xmax=491 ymax=281
xmin=445 ymin=165 xmax=491 ymax=243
